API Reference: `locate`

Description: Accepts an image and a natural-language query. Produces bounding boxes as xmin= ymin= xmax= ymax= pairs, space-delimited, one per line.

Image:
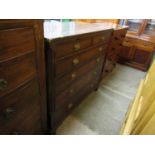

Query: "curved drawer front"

xmin=0 ymin=53 xmax=37 ymax=97
xmin=0 ymin=27 xmax=35 ymax=62
xmin=0 ymin=79 xmax=42 ymax=135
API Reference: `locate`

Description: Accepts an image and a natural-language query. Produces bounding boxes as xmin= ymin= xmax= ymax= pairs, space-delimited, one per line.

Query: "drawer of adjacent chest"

xmin=0 ymin=79 xmax=42 ymax=134
xmin=0 ymin=53 xmax=37 ymax=97
xmin=55 ymin=45 xmax=107 ymax=78
xmin=54 ymin=37 xmax=92 ymax=59
xmin=0 ymin=27 xmax=35 ymax=62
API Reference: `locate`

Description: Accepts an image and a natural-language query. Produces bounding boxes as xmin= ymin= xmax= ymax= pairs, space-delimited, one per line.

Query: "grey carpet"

xmin=56 ymin=64 xmax=146 ymax=135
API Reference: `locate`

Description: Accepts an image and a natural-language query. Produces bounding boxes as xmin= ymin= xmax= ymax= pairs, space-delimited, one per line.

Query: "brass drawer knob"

xmin=3 ymin=107 xmax=16 ymax=119
xmin=74 ymin=42 xmax=80 ymax=51
xmin=96 ymin=58 xmax=100 ymax=63
xmin=90 ymin=84 xmax=94 ymax=88
xmin=69 ymin=89 xmax=74 ymax=94
xmin=101 ymin=36 xmax=105 ymax=41
xmin=0 ymin=78 xmax=8 ymax=91
xmin=68 ymin=103 xmax=73 ymax=109
xmin=71 ymin=73 xmax=76 ymax=79
xmin=99 ymin=47 xmax=103 ymax=51
xmin=73 ymin=58 xmax=80 ymax=65
xmin=93 ymin=71 xmax=97 ymax=75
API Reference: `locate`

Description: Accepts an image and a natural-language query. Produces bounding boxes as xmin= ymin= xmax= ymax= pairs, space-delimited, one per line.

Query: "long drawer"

xmin=55 ymin=64 xmax=102 ymax=110
xmin=0 ymin=52 xmax=37 ymax=97
xmin=54 ymin=79 xmax=97 ymax=128
xmin=53 ymin=30 xmax=111 ymax=60
xmin=0 ymin=79 xmax=43 ymax=134
xmin=0 ymin=27 xmax=35 ymax=62
xmin=56 ymin=56 xmax=104 ymax=94
xmin=55 ymin=45 xmax=107 ymax=78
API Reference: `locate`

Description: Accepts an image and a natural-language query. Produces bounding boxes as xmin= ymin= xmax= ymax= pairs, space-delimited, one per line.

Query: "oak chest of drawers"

xmin=44 ymin=20 xmax=113 ymax=133
xmin=0 ymin=20 xmax=47 ymax=134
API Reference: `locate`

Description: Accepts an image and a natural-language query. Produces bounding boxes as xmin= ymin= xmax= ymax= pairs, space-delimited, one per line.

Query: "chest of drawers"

xmin=102 ymin=26 xmax=128 ymax=78
xmin=44 ymin=20 xmax=113 ymax=132
xmin=0 ymin=20 xmax=47 ymax=134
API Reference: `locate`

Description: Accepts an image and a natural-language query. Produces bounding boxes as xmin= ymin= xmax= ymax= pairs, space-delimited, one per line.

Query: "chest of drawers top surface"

xmin=44 ymin=20 xmax=114 ymax=40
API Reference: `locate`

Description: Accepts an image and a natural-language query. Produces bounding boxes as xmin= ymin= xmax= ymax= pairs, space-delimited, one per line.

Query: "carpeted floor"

xmin=56 ymin=64 xmax=146 ymax=135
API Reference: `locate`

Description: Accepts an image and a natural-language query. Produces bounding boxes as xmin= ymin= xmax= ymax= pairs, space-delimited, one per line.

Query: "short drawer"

xmin=56 ymin=56 xmax=104 ymax=93
xmin=0 ymin=53 xmax=37 ymax=97
xmin=0 ymin=79 xmax=42 ymax=134
xmin=54 ymin=37 xmax=92 ymax=59
xmin=93 ymin=32 xmax=111 ymax=45
xmin=0 ymin=27 xmax=35 ymax=62
xmin=55 ymin=45 xmax=107 ymax=78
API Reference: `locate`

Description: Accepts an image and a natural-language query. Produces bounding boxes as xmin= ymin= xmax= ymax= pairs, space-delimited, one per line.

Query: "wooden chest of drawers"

xmin=0 ymin=20 xmax=47 ymax=134
xmin=44 ymin=20 xmax=113 ymax=133
xmin=102 ymin=26 xmax=128 ymax=78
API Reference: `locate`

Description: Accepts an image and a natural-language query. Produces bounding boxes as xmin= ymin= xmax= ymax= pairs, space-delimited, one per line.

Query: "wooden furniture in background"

xmin=0 ymin=20 xmax=47 ymax=134
xmin=44 ymin=20 xmax=113 ymax=133
xmin=119 ymin=19 xmax=155 ymax=71
xmin=102 ymin=26 xmax=128 ymax=78
xmin=74 ymin=19 xmax=119 ymax=24
xmin=120 ymin=59 xmax=155 ymax=134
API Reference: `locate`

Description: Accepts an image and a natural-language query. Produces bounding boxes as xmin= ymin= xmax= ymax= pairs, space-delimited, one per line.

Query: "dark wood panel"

xmin=0 ymin=53 xmax=37 ymax=97
xmin=0 ymin=27 xmax=35 ymax=62
xmin=0 ymin=79 xmax=42 ymax=134
xmin=0 ymin=20 xmax=47 ymax=134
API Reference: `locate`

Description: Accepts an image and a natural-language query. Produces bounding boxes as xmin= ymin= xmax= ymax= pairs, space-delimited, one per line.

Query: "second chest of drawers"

xmin=45 ymin=28 xmax=113 ymax=133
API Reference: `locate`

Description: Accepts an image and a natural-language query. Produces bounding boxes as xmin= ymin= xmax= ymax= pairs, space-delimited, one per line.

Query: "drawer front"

xmin=0 ymin=27 xmax=35 ymax=62
xmin=0 ymin=79 xmax=42 ymax=134
xmin=56 ymin=56 xmax=104 ymax=93
xmin=54 ymin=80 xmax=97 ymax=128
xmin=55 ymin=37 xmax=92 ymax=59
xmin=0 ymin=53 xmax=37 ymax=97
xmin=112 ymin=29 xmax=127 ymax=41
xmin=102 ymin=60 xmax=116 ymax=77
xmin=56 ymin=45 xmax=107 ymax=78
xmin=55 ymin=64 xmax=101 ymax=110
xmin=93 ymin=32 xmax=111 ymax=45
xmin=124 ymin=37 xmax=154 ymax=51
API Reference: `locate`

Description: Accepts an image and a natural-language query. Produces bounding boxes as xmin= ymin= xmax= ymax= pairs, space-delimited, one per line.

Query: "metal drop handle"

xmin=0 ymin=78 xmax=8 ymax=91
